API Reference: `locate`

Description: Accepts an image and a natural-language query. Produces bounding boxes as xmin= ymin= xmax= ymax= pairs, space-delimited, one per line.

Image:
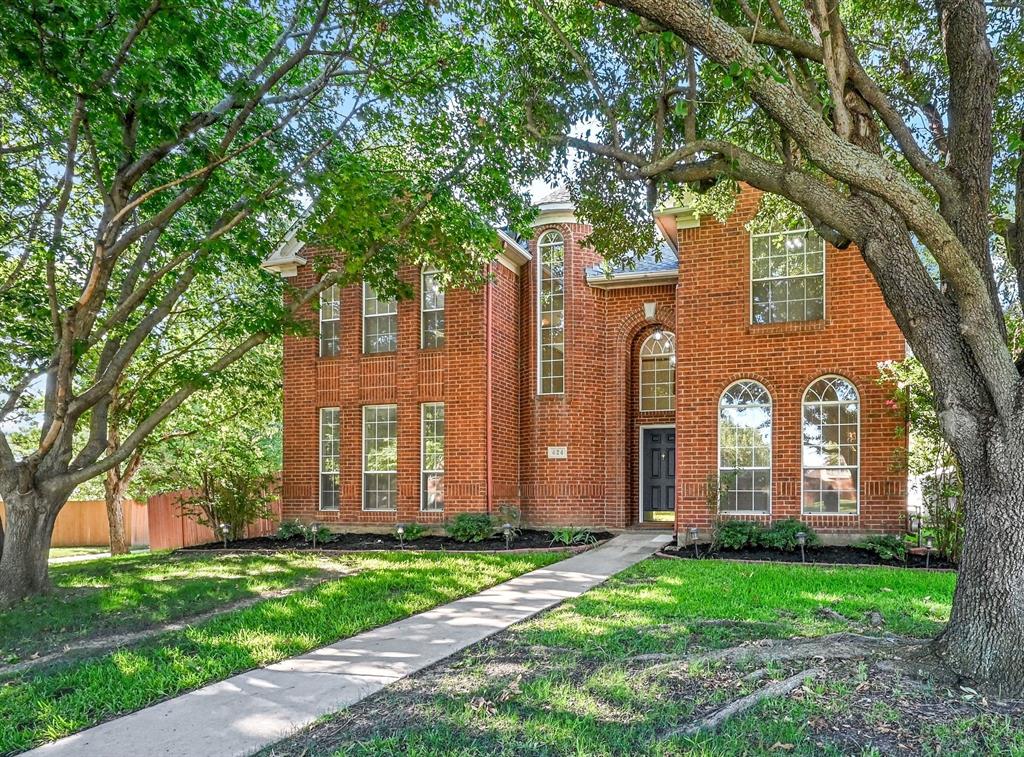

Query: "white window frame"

xmin=319 ymin=407 xmax=340 ymax=511
xmin=319 ymin=284 xmax=341 ymax=357
xmin=716 ymin=380 xmax=772 ymax=515
xmin=362 ymin=404 xmax=398 ymax=511
xmin=801 ymin=375 xmax=860 ymax=516
xmin=420 ymin=402 xmax=445 ymax=511
xmin=749 ymin=227 xmax=826 ymax=325
xmin=638 ymin=331 xmax=676 ymax=412
xmin=536 ymin=230 xmax=565 ymax=395
xmin=362 ymin=282 xmax=398 ymax=354
xmin=420 ymin=268 xmax=445 ymax=349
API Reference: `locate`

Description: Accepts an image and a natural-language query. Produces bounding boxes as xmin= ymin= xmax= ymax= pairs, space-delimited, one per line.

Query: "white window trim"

xmin=638 ymin=331 xmax=676 ymax=413
xmin=362 ymin=282 xmax=398 ymax=355
xmin=716 ymin=380 xmax=772 ymax=516
xmin=638 ymin=423 xmax=676 ymax=523
xmin=420 ymin=402 xmax=445 ymax=512
xmin=420 ymin=268 xmax=445 ymax=349
xmin=319 ymin=284 xmax=340 ymax=357
xmin=536 ymin=229 xmax=565 ymax=395
xmin=749 ymin=227 xmax=827 ymax=325
xmin=800 ymin=374 xmax=861 ymax=516
xmin=318 ymin=407 xmax=340 ymax=511
xmin=361 ymin=404 xmax=398 ymax=512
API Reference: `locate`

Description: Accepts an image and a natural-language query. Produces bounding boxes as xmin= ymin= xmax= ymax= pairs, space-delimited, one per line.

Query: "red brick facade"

xmin=279 ymin=187 xmax=907 ymax=536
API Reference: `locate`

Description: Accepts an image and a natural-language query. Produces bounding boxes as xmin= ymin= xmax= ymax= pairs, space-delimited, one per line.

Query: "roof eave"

xmin=585 ymin=270 xmax=678 ymax=290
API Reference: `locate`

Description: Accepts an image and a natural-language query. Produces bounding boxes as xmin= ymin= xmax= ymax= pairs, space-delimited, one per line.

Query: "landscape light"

xmin=796 ymin=531 xmax=807 ymax=563
xmin=396 ymin=523 xmax=405 ymax=549
xmin=219 ymin=522 xmax=230 ymax=549
xmin=503 ymin=523 xmax=513 ymax=550
xmin=689 ymin=527 xmax=699 ymax=558
xmin=925 ymin=536 xmax=934 ymax=569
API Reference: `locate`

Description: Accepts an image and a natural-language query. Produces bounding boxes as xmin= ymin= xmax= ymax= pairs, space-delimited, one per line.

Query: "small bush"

xmin=401 ymin=522 xmax=428 ymax=541
xmin=714 ymin=520 xmax=764 ymax=550
xmin=854 ymin=534 xmax=907 ymax=562
xmin=549 ymin=526 xmax=597 ymax=546
xmin=446 ymin=514 xmax=496 ymax=543
xmin=275 ymin=520 xmax=306 ymax=540
xmin=277 ymin=520 xmax=332 ymax=544
xmin=757 ymin=518 xmax=821 ymax=551
xmin=497 ymin=503 xmax=523 ymax=529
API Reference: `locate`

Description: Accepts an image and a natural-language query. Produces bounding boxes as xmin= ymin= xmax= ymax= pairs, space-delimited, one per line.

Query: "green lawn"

xmin=0 ymin=550 xmax=564 ymax=754
xmin=263 ymin=559 xmax=1008 ymax=757
xmin=47 ymin=547 xmax=111 ymax=560
xmin=2 ymin=551 xmax=334 ymax=661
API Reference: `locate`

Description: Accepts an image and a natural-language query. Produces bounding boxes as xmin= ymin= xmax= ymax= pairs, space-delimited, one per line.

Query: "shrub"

xmin=757 ymin=518 xmax=821 ymax=551
xmin=497 ymin=503 xmax=523 ymax=529
xmin=275 ymin=520 xmax=306 ymax=540
xmin=714 ymin=520 xmax=764 ymax=550
xmin=854 ymin=534 xmax=907 ymax=562
xmin=446 ymin=514 xmax=496 ymax=543
xmin=401 ymin=522 xmax=428 ymax=541
xmin=276 ymin=520 xmax=331 ymax=544
xmin=549 ymin=526 xmax=597 ymax=546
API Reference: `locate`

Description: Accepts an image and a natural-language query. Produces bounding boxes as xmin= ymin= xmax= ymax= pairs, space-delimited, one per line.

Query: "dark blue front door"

xmin=642 ymin=428 xmax=675 ymax=523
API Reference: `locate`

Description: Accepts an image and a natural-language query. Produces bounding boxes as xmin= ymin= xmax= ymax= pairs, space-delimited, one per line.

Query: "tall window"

xmin=639 ymin=331 xmax=676 ymax=412
xmin=421 ymin=268 xmax=445 ymax=349
xmin=319 ymin=407 xmax=340 ymax=511
xmin=537 ymin=230 xmax=565 ymax=394
xmin=718 ymin=381 xmax=772 ymax=513
xmin=421 ymin=402 xmax=445 ymax=511
xmin=362 ymin=405 xmax=397 ymax=511
xmin=363 ymin=283 xmax=397 ymax=354
xmin=802 ymin=376 xmax=859 ymax=514
xmin=751 ymin=228 xmax=825 ymax=324
xmin=319 ymin=284 xmax=340 ymax=357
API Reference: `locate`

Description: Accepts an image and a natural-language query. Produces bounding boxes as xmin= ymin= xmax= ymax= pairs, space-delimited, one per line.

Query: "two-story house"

xmin=262 ymin=186 xmax=907 ymax=537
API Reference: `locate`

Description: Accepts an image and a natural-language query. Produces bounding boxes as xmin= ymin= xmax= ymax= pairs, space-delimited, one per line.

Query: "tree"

xmin=0 ymin=0 xmax=535 ymax=605
xmin=475 ymin=0 xmax=1024 ymax=691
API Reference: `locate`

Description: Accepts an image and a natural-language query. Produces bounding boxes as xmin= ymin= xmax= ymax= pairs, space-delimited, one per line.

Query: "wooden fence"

xmin=0 ymin=499 xmax=149 ymax=548
xmin=146 ymin=490 xmax=282 ymax=550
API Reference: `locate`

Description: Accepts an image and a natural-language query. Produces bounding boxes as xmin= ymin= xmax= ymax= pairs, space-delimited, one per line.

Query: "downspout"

xmin=485 ymin=263 xmax=494 ymax=515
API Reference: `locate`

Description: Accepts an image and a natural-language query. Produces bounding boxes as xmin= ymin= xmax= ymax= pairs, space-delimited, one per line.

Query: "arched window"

xmin=718 ymin=381 xmax=771 ymax=513
xmin=802 ymin=376 xmax=859 ymax=514
xmin=639 ymin=331 xmax=676 ymax=412
xmin=537 ymin=230 xmax=565 ymax=394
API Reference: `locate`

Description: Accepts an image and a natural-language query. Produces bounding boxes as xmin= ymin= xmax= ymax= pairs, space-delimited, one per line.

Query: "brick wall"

xmin=280 ymin=186 xmax=907 ymax=534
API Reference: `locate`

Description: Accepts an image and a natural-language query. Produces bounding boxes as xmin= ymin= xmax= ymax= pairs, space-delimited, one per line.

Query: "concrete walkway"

xmin=31 ymin=531 xmax=671 ymax=757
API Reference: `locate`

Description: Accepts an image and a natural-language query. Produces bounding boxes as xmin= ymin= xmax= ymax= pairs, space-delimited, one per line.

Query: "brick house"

xmin=263 ymin=186 xmax=907 ymax=538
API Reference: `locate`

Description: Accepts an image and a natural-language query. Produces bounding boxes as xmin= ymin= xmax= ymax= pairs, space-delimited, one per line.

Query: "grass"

xmin=1 ymin=551 xmax=334 ymax=661
xmin=265 ymin=558 xmax=1000 ymax=757
xmin=47 ymin=547 xmax=111 ymax=560
xmin=0 ymin=550 xmax=564 ymax=754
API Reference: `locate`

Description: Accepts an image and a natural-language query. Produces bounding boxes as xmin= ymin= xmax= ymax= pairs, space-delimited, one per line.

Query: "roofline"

xmin=496 ymin=228 xmax=532 ymax=266
xmin=585 ymin=269 xmax=678 ymax=290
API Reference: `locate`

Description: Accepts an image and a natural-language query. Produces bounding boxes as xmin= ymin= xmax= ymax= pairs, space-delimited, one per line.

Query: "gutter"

xmin=585 ymin=270 xmax=678 ymax=289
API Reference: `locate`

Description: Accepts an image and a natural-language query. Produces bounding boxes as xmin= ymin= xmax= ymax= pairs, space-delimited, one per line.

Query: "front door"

xmin=642 ymin=427 xmax=676 ymax=523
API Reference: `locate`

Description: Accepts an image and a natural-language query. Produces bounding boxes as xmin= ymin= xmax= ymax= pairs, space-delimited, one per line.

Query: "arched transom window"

xmin=537 ymin=230 xmax=565 ymax=394
xmin=802 ymin=376 xmax=859 ymax=514
xmin=639 ymin=330 xmax=676 ymax=412
xmin=718 ymin=380 xmax=772 ymax=513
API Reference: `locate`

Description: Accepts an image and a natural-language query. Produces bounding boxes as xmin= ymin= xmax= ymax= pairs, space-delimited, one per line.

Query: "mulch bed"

xmin=659 ymin=543 xmax=957 ymax=570
xmin=182 ymin=528 xmax=614 ymax=553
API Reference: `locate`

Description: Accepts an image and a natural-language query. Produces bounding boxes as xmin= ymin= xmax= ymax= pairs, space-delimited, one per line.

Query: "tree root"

xmin=663 ymin=667 xmax=823 ymax=738
xmin=641 ymin=632 xmax=926 ymax=677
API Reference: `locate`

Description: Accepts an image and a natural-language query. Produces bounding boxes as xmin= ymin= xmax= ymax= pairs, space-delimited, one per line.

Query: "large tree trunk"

xmin=937 ymin=431 xmax=1024 ymax=695
xmin=0 ymin=490 xmax=64 ymax=606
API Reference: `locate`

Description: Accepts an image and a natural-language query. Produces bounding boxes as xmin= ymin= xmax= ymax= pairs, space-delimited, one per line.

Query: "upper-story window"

xmin=537 ymin=230 xmax=565 ymax=394
xmin=718 ymin=380 xmax=771 ymax=514
xmin=319 ymin=284 xmax=340 ymax=357
xmin=751 ymin=228 xmax=825 ymax=324
xmin=802 ymin=375 xmax=859 ymax=515
xmin=421 ymin=268 xmax=445 ymax=349
xmin=363 ymin=282 xmax=397 ymax=354
xmin=639 ymin=331 xmax=676 ymax=412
